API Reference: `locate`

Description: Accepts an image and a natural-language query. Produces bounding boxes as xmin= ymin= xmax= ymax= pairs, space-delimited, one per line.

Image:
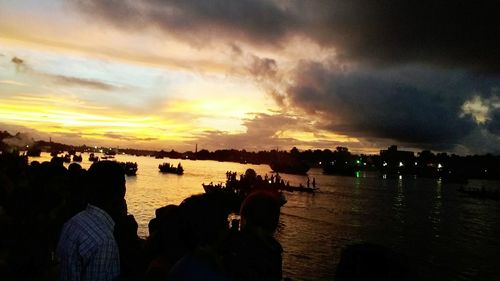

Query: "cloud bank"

xmin=6 ymin=0 xmax=500 ymax=153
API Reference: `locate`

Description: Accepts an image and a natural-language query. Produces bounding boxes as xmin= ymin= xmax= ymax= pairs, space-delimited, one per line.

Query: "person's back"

xmin=57 ymin=204 xmax=119 ymax=281
xmin=57 ymin=161 xmax=126 ymax=281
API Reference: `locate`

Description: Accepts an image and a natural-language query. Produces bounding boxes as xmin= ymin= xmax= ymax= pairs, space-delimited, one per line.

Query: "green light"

xmin=356 ymin=160 xmax=361 ymax=164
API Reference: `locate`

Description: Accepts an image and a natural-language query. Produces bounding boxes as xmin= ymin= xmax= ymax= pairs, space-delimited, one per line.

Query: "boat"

xmin=72 ymin=154 xmax=82 ymax=162
xmin=119 ymin=162 xmax=138 ymax=176
xmin=159 ymin=162 xmax=184 ymax=175
xmin=202 ymin=169 xmax=317 ymax=196
xmin=104 ymin=148 xmax=117 ymax=156
xmin=63 ymin=154 xmax=71 ymax=163
xmin=89 ymin=153 xmax=99 ymax=162
xmin=202 ymin=183 xmax=224 ymax=193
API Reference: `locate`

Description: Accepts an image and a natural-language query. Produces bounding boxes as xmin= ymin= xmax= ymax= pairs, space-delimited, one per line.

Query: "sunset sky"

xmin=1 ymin=1 xmax=499 ymax=154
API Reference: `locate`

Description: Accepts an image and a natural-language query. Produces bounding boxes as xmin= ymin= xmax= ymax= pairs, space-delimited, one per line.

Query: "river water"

xmin=33 ymin=153 xmax=500 ymax=281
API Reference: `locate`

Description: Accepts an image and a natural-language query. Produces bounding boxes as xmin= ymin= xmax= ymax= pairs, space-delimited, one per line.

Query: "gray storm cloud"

xmin=285 ymin=62 xmax=500 ymax=150
xmin=72 ymin=0 xmax=500 ymax=72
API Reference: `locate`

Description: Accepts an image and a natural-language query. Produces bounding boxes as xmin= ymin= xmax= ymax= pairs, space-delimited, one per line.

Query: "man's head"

xmin=240 ymin=190 xmax=281 ymax=235
xmin=87 ymin=161 xmax=126 ymax=220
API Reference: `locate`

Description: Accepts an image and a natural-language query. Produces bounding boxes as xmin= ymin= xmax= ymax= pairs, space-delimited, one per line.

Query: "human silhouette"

xmin=57 ymin=161 xmax=127 ymax=281
xmin=225 ymin=190 xmax=283 ymax=281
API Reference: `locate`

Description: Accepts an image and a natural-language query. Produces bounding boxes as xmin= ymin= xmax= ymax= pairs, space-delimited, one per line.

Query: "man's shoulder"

xmin=62 ymin=208 xmax=115 ymax=244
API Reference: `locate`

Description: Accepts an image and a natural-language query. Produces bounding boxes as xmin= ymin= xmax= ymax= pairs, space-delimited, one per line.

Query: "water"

xmin=32 ymin=153 xmax=500 ymax=281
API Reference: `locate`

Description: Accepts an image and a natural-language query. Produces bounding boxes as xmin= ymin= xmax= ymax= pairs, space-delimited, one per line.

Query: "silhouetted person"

xmin=115 ymin=214 xmax=147 ymax=281
xmin=57 ymin=161 xmax=127 ymax=281
xmin=145 ymin=205 xmax=184 ymax=281
xmin=167 ymin=192 xmax=233 ymax=281
xmin=225 ymin=190 xmax=283 ymax=281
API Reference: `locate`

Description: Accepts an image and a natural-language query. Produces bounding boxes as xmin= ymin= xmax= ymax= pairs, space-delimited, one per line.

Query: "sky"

xmin=1 ymin=0 xmax=499 ymax=154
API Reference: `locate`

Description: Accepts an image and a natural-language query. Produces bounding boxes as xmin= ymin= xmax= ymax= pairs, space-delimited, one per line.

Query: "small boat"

xmin=159 ymin=162 xmax=184 ymax=175
xmin=72 ymin=154 xmax=82 ymax=162
xmin=119 ymin=162 xmax=138 ymax=176
xmin=63 ymin=154 xmax=71 ymax=163
xmin=202 ymin=183 xmax=223 ymax=193
xmin=89 ymin=153 xmax=99 ymax=162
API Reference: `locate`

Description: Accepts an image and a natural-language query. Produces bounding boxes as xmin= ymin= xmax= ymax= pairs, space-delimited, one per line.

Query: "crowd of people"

xmin=0 ymin=152 xmax=284 ymax=281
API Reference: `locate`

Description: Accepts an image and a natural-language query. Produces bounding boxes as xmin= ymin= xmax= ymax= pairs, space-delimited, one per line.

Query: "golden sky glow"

xmin=0 ymin=1 xmax=339 ymax=151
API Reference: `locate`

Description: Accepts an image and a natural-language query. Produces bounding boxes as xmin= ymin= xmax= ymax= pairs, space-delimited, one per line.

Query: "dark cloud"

xmin=73 ymin=0 xmax=292 ymax=46
xmin=72 ymin=0 xmax=500 ymax=73
xmin=301 ymin=1 xmax=500 ymax=73
xmin=248 ymin=56 xmax=277 ymax=79
xmin=11 ymin=56 xmax=28 ymax=72
xmin=52 ymin=75 xmax=117 ymax=91
xmin=103 ymin=132 xmax=158 ymax=142
xmin=285 ymin=62 xmax=500 ymax=150
xmin=192 ymin=113 xmax=363 ymax=151
xmin=11 ymin=56 xmax=24 ymax=65
xmin=486 ymin=108 xmax=500 ymax=136
xmin=9 ymin=55 xmax=117 ymax=91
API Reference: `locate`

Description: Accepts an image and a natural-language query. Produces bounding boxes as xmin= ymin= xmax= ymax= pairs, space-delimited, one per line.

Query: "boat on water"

xmin=72 ymin=154 xmax=82 ymax=162
xmin=159 ymin=162 xmax=184 ymax=175
xmin=119 ymin=162 xmax=138 ymax=176
xmin=202 ymin=169 xmax=317 ymax=197
xmin=89 ymin=153 xmax=99 ymax=162
xmin=63 ymin=154 xmax=71 ymax=163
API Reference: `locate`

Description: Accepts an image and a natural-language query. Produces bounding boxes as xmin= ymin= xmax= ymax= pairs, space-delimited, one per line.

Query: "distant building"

xmin=379 ymin=145 xmax=415 ymax=174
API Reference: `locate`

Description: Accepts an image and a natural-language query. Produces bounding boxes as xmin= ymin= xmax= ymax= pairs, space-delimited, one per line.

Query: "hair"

xmin=86 ymin=161 xmax=125 ymax=206
xmin=240 ymin=190 xmax=281 ymax=234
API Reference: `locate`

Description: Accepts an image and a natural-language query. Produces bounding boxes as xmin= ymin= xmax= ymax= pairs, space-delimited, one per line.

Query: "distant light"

xmin=399 ymin=162 xmax=404 ymax=167
xmin=437 ymin=163 xmax=443 ymax=169
xmin=485 ymin=169 xmax=488 ymax=173
xmin=383 ymin=162 xmax=388 ymax=167
xmin=399 ymin=175 xmax=403 ymax=180
xmin=415 ymin=162 xmax=418 ymax=166
xmin=268 ymin=180 xmax=272 ymax=184
xmin=319 ymin=161 xmax=322 ymax=165
xmin=26 ymin=145 xmax=29 ymax=148
xmin=356 ymin=160 xmax=361 ymax=164
xmin=99 ymin=149 xmax=103 ymax=153
xmin=94 ymin=146 xmax=97 ymax=149
xmin=363 ymin=162 xmax=367 ymax=166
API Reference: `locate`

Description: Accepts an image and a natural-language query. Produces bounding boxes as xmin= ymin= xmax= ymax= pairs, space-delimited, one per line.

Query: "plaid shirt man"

xmin=57 ymin=204 xmax=120 ymax=281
